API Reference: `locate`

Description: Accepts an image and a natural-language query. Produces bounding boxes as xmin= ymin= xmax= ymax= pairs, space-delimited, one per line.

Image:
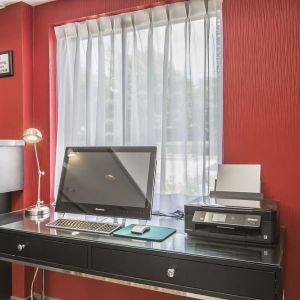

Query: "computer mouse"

xmin=131 ymin=225 xmax=151 ymax=234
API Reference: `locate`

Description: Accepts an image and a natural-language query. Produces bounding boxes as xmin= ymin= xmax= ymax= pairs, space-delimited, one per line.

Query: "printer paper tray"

xmin=194 ymin=224 xmax=261 ymax=236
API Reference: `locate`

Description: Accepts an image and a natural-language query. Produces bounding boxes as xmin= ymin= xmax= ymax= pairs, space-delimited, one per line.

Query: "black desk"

xmin=0 ymin=207 xmax=284 ymax=300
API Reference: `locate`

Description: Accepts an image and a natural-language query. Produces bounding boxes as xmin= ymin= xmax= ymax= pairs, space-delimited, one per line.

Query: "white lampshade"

xmin=22 ymin=128 xmax=42 ymax=144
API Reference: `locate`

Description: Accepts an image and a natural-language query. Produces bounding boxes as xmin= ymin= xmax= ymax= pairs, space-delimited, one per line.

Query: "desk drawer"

xmin=0 ymin=232 xmax=88 ymax=268
xmin=92 ymin=247 xmax=275 ymax=299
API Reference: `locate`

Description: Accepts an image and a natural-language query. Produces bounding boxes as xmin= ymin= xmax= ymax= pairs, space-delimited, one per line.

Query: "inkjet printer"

xmin=185 ymin=195 xmax=279 ymax=244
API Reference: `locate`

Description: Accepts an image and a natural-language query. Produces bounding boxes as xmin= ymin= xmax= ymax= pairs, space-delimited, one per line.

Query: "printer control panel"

xmin=192 ymin=211 xmax=261 ymax=228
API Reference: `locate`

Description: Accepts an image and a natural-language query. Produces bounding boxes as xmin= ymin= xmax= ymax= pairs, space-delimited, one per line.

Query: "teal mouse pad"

xmin=113 ymin=224 xmax=176 ymax=242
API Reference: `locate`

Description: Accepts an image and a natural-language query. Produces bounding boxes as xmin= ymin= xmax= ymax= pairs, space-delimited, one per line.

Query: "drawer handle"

xmin=17 ymin=244 xmax=26 ymax=252
xmin=167 ymin=268 xmax=175 ymax=278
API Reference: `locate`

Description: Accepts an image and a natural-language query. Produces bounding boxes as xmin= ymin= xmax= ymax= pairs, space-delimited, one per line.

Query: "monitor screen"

xmin=55 ymin=146 xmax=157 ymax=219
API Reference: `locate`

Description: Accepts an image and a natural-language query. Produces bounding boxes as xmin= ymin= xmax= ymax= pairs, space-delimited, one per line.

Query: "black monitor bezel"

xmin=55 ymin=146 xmax=157 ymax=220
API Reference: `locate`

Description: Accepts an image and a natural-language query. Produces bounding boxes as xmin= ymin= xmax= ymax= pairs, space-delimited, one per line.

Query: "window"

xmin=54 ymin=0 xmax=223 ymax=211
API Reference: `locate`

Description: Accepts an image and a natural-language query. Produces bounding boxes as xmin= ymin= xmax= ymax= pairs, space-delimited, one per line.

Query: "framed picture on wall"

xmin=0 ymin=50 xmax=13 ymax=78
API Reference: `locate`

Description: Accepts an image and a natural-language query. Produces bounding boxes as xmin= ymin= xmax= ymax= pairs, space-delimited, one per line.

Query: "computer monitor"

xmin=55 ymin=146 xmax=157 ymax=220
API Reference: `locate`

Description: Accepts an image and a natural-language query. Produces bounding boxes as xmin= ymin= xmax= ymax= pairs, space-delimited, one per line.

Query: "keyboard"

xmin=46 ymin=218 xmax=122 ymax=235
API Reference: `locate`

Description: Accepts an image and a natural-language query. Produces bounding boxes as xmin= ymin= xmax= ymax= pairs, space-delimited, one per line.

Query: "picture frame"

xmin=0 ymin=50 xmax=13 ymax=78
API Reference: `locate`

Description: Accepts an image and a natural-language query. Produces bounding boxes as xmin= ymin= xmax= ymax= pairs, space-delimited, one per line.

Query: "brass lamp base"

xmin=25 ymin=205 xmax=50 ymax=217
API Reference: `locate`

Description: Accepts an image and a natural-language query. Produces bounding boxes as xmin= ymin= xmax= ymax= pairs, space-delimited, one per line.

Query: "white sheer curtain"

xmin=54 ymin=0 xmax=223 ymax=212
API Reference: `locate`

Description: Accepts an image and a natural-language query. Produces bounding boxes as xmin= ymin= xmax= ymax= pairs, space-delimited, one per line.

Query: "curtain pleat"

xmin=54 ymin=0 xmax=223 ymax=212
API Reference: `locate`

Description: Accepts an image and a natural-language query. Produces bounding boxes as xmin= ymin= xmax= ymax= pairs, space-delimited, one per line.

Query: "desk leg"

xmin=41 ymin=269 xmax=45 ymax=300
xmin=0 ymin=193 xmax=11 ymax=299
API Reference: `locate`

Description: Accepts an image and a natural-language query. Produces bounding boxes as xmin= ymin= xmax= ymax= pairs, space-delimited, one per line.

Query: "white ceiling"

xmin=0 ymin=0 xmax=55 ymax=7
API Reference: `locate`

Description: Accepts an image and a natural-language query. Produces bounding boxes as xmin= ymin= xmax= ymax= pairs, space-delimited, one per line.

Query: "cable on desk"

xmin=152 ymin=210 xmax=184 ymax=219
xmin=31 ymin=268 xmax=39 ymax=300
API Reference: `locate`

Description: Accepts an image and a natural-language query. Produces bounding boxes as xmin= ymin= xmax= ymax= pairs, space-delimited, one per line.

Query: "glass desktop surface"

xmin=0 ymin=206 xmax=283 ymax=267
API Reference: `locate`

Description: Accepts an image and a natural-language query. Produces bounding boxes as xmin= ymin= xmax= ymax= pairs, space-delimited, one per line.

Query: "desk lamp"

xmin=23 ymin=128 xmax=49 ymax=216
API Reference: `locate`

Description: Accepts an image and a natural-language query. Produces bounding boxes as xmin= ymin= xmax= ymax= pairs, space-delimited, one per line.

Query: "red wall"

xmin=0 ymin=3 xmax=35 ymax=298
xmin=0 ymin=1 xmax=34 ymax=210
xmin=0 ymin=4 xmax=24 ymax=139
xmin=0 ymin=0 xmax=299 ymax=298
xmin=223 ymin=0 xmax=300 ymax=299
